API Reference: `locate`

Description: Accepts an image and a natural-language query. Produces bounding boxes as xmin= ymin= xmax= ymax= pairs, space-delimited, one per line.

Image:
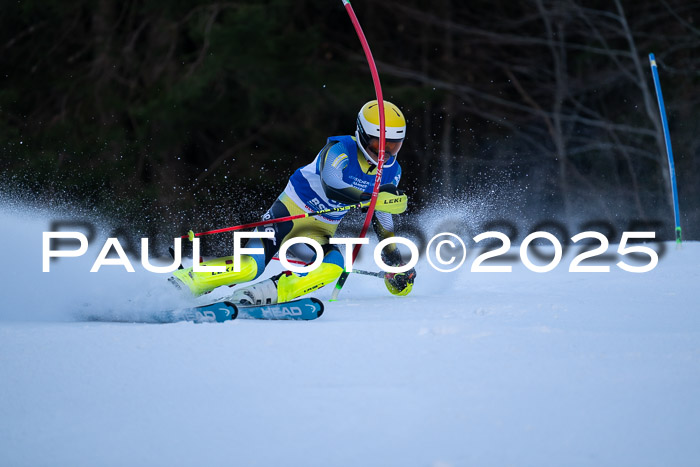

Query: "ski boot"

xmin=229 ymin=273 xmax=283 ymax=306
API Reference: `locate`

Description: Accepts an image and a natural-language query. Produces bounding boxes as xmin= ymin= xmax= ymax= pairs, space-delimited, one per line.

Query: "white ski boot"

xmin=229 ymin=275 xmax=280 ymax=306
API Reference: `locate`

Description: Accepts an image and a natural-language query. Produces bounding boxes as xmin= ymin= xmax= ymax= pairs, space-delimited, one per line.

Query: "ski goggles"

xmin=367 ymin=137 xmax=403 ymax=157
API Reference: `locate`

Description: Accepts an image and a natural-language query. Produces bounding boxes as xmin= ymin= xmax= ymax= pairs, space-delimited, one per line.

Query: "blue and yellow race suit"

xmin=173 ymin=135 xmax=402 ymax=300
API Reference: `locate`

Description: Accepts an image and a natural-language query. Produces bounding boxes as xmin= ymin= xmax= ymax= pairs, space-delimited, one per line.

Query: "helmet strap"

xmin=383 ymin=155 xmax=397 ymax=168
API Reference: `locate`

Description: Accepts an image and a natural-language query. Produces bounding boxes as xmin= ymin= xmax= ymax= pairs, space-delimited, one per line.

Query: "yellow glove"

xmin=375 ymin=191 xmax=408 ymax=214
xmin=384 ymin=268 xmax=416 ymax=296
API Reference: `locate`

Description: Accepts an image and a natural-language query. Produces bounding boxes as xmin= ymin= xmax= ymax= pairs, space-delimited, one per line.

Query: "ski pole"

xmin=271 ymin=256 xmax=386 ymax=279
xmin=351 ymin=269 xmax=386 ymax=279
xmin=182 ymin=201 xmax=371 ymax=240
xmin=330 ymin=0 xmax=387 ymax=301
xmin=649 ymin=53 xmax=682 ymax=245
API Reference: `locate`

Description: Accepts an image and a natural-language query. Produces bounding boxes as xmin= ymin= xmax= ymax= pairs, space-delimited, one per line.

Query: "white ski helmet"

xmin=355 ymin=100 xmax=406 ymax=164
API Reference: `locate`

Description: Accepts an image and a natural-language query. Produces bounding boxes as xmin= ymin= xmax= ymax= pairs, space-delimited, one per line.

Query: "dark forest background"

xmin=1 ymin=0 xmax=699 ymax=246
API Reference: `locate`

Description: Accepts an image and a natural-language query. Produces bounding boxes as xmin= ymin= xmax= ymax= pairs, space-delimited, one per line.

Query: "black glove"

xmin=379 ymin=184 xmax=402 ymax=195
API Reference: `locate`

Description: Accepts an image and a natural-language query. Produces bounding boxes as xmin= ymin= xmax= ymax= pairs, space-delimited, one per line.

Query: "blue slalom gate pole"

xmin=648 ymin=53 xmax=682 ymax=245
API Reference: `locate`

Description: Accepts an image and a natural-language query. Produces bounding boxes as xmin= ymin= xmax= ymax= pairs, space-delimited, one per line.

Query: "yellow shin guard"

xmin=172 ymin=256 xmax=259 ymax=296
xmin=276 ymin=262 xmax=343 ymax=303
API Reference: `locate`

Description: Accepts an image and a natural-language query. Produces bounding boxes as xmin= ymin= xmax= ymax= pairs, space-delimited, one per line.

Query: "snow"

xmin=1 ymin=203 xmax=700 ymax=466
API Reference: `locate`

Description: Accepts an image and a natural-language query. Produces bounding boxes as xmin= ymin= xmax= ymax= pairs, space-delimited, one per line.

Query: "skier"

xmin=172 ymin=100 xmax=417 ymax=305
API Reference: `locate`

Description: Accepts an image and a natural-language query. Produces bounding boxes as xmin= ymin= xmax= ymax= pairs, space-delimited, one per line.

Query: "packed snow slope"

xmin=1 ymin=202 xmax=699 ymax=467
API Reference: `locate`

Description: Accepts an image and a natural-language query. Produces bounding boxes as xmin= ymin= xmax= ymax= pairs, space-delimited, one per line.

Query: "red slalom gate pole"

xmin=330 ymin=0 xmax=387 ymax=301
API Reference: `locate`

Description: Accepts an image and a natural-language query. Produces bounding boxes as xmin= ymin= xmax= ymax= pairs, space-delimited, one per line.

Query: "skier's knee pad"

xmin=322 ymin=248 xmax=345 ymax=268
xmin=250 ymin=253 xmax=267 ymax=280
xmin=276 ymin=261 xmax=343 ymax=303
